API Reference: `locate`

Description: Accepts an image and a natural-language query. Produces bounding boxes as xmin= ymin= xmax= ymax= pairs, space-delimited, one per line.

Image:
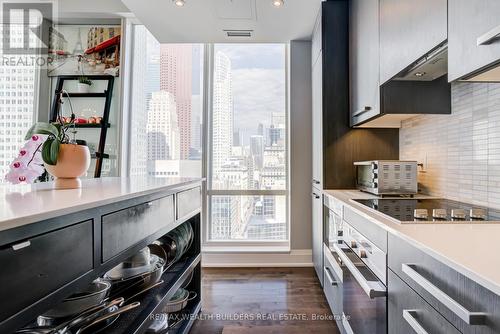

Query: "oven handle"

xmin=403 ymin=310 xmax=428 ymax=334
xmin=402 ymin=264 xmax=486 ymax=325
xmin=333 ymin=243 xmax=386 ymax=298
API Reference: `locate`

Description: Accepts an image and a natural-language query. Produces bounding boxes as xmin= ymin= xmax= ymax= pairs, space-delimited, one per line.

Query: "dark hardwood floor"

xmin=190 ymin=267 xmax=340 ymax=334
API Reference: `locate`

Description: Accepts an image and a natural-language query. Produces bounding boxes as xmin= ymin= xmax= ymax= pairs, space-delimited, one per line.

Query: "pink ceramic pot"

xmin=45 ymin=144 xmax=91 ymax=189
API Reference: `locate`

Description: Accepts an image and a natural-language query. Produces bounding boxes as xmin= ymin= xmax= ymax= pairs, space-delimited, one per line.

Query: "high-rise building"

xmin=0 ymin=25 xmax=36 ymax=183
xmin=160 ymin=44 xmax=193 ymax=159
xmin=250 ymin=135 xmax=264 ymax=170
xmin=212 ymin=51 xmax=233 ymax=172
xmin=190 ymin=94 xmax=201 ymax=157
xmin=146 ymin=91 xmax=180 ymax=163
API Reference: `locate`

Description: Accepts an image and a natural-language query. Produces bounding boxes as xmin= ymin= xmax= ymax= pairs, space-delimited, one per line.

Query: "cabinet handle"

xmin=352 ymin=106 xmax=372 ymax=118
xmin=311 ymin=192 xmax=320 ymax=199
xmin=402 ymin=264 xmax=486 ymax=325
xmin=403 ymin=310 xmax=428 ymax=334
xmin=333 ymin=243 xmax=386 ymax=298
xmin=312 ymin=179 xmax=320 ymax=185
xmin=324 ymin=267 xmax=338 ymax=286
xmin=477 ymin=24 xmax=500 ymax=46
xmin=12 ymin=240 xmax=31 ymax=251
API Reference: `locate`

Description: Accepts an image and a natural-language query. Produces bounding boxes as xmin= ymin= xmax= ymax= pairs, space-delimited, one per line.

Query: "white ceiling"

xmin=120 ymin=0 xmax=322 ymax=43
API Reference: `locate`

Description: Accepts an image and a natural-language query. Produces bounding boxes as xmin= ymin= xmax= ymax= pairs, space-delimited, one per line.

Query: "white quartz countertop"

xmin=0 ymin=177 xmax=203 ymax=232
xmin=324 ymin=189 xmax=500 ymax=297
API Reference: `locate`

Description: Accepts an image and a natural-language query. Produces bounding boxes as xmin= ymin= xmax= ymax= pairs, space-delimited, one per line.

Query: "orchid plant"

xmin=5 ymin=90 xmax=77 ymax=184
xmin=5 ymin=135 xmax=47 ymax=184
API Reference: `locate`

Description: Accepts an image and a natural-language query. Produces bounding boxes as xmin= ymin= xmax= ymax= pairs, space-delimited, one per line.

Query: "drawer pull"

xmin=324 ymin=267 xmax=338 ymax=286
xmin=334 ymin=243 xmax=386 ymax=298
xmin=12 ymin=241 xmax=31 ymax=251
xmin=311 ymin=192 xmax=320 ymax=199
xmin=477 ymin=24 xmax=500 ymax=45
xmin=402 ymin=264 xmax=486 ymax=325
xmin=403 ymin=310 xmax=428 ymax=334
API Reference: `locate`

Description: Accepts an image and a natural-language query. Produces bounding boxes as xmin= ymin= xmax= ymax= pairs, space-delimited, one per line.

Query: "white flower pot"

xmin=77 ymin=83 xmax=91 ymax=93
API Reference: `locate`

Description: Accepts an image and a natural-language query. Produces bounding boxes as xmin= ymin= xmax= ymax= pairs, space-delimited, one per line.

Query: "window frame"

xmin=123 ymin=26 xmax=290 ymax=251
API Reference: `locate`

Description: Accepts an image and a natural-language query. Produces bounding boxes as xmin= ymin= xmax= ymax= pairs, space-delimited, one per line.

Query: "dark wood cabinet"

xmin=448 ymin=0 xmax=500 ymax=81
xmin=102 ymin=195 xmax=175 ymax=262
xmin=0 ymin=220 xmax=93 ymax=323
xmin=388 ymin=269 xmax=461 ymax=334
xmin=379 ymin=0 xmax=447 ymax=84
xmin=388 ymin=233 xmax=500 ymax=334
xmin=349 ymin=0 xmax=381 ymax=125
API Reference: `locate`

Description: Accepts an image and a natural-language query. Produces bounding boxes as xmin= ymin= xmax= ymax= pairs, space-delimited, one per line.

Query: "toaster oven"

xmin=354 ymin=160 xmax=417 ymax=196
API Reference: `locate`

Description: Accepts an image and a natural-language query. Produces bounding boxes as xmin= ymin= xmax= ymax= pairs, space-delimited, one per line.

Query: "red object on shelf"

xmin=74 ymin=118 xmax=88 ymax=124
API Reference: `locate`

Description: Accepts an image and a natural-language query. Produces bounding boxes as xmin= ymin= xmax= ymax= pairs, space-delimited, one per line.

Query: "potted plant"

xmin=77 ymin=76 xmax=92 ymax=93
xmin=24 ymin=120 xmax=90 ymax=189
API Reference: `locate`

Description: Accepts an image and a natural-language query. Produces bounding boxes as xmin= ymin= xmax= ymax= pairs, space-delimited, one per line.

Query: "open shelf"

xmin=105 ymin=254 xmax=201 ymax=334
xmin=72 ymin=123 xmax=110 ymax=128
xmin=63 ymin=92 xmax=107 ymax=98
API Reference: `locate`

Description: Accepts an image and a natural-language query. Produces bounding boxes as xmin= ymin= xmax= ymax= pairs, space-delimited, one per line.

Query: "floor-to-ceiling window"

xmin=128 ymin=26 xmax=289 ymax=248
xmin=128 ymin=25 xmax=203 ymax=178
xmin=207 ymin=44 xmax=288 ymax=245
xmin=0 ymin=20 xmax=39 ymax=183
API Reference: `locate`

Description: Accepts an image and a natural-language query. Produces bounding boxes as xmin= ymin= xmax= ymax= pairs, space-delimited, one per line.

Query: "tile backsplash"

xmin=400 ymin=82 xmax=500 ymax=209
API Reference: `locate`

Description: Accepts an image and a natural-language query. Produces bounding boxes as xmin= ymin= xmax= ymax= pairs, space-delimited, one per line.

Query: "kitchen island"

xmin=0 ymin=177 xmax=203 ymax=334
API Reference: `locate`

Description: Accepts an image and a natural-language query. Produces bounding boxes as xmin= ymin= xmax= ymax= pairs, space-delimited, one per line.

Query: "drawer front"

xmin=389 ymin=233 xmax=500 ymax=334
xmin=388 ymin=269 xmax=461 ymax=334
xmin=343 ymin=206 xmax=387 ymax=252
xmin=177 ymin=187 xmax=201 ymax=220
xmin=0 ymin=220 xmax=93 ymax=322
xmin=102 ymin=195 xmax=175 ymax=262
xmin=323 ymin=244 xmax=343 ymax=317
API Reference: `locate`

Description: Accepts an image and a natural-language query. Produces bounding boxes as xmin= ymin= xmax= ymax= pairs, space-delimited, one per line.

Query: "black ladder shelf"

xmin=50 ymin=75 xmax=114 ymax=178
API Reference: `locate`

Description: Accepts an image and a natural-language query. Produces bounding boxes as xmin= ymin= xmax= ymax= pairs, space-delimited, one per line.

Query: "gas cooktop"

xmin=353 ymin=198 xmax=500 ymax=223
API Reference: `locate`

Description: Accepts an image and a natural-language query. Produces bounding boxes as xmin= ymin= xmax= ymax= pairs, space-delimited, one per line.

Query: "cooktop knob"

xmin=414 ymin=209 xmax=429 ymax=220
xmin=359 ymin=250 xmax=367 ymax=258
xmin=350 ymin=240 xmax=357 ymax=248
xmin=451 ymin=209 xmax=466 ymax=220
xmin=470 ymin=208 xmax=487 ymax=220
xmin=432 ymin=209 xmax=447 ymax=219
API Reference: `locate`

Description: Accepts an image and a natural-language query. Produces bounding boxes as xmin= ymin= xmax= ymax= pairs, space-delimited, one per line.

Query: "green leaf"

xmin=41 ymin=139 xmax=54 ymax=165
xmin=49 ymin=139 xmax=60 ymax=165
xmin=25 ymin=122 xmax=59 ymax=140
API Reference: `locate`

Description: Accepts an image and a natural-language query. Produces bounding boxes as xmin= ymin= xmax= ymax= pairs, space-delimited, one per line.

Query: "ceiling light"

xmin=414 ymin=72 xmax=426 ymax=77
xmin=173 ymin=0 xmax=185 ymax=7
xmin=272 ymin=0 xmax=284 ymax=7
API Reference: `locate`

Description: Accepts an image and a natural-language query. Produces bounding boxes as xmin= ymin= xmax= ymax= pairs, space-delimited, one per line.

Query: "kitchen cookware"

xmin=163 ymin=288 xmax=197 ymax=314
xmin=156 ymin=223 xmax=193 ymax=265
xmin=105 ymin=254 xmax=161 ymax=281
xmin=124 ymin=280 xmax=164 ymax=303
xmin=42 ymin=280 xmax=111 ymax=318
xmin=147 ymin=244 xmax=168 ymax=268
xmin=122 ymin=247 xmax=151 ymax=268
xmin=108 ymin=256 xmax=165 ymax=299
xmin=73 ymin=302 xmax=140 ymax=334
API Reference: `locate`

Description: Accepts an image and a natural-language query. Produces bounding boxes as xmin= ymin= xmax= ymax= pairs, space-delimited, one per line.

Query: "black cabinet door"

xmin=379 ymin=0 xmax=447 ymax=84
xmin=102 ymin=195 xmax=174 ymax=262
xmin=350 ymin=0 xmax=381 ymax=126
xmin=0 ymin=220 xmax=93 ymax=323
xmin=448 ymin=0 xmax=500 ymax=81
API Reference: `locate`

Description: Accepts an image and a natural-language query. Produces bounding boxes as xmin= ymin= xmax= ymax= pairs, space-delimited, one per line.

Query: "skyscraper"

xmin=146 ymin=91 xmax=180 ymax=163
xmin=0 ymin=25 xmax=36 ymax=183
xmin=160 ymin=44 xmax=193 ymax=159
xmin=212 ymin=51 xmax=233 ymax=172
xmin=250 ymin=135 xmax=264 ymax=170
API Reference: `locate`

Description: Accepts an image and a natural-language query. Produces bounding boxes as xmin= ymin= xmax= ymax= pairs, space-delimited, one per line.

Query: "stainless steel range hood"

xmin=393 ymin=42 xmax=448 ymax=81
